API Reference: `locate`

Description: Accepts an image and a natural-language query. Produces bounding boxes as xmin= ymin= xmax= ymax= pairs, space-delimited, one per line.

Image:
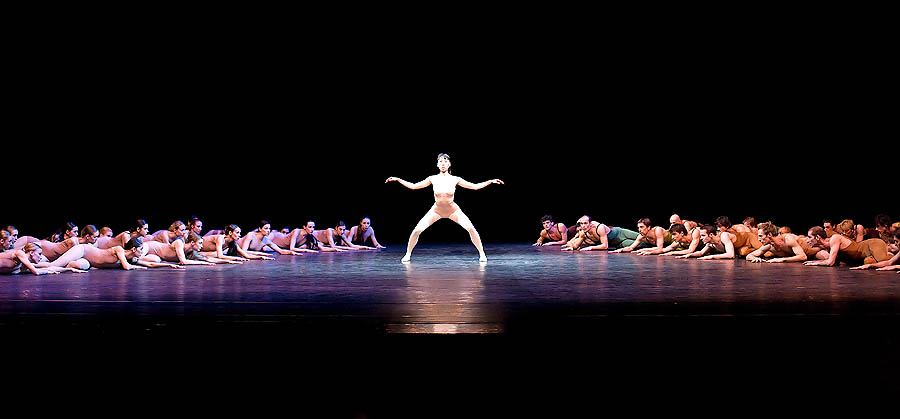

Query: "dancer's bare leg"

xmin=403 ymin=209 xmax=442 ymax=262
xmin=450 ymin=208 xmax=487 ymax=262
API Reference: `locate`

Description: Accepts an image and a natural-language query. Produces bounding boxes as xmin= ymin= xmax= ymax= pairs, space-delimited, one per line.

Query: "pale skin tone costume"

xmin=386 ymin=156 xmax=503 ymax=262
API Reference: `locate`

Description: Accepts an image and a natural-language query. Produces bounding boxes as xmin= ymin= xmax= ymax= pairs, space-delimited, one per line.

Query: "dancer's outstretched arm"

xmin=458 ymin=178 xmax=504 ymax=190
xmin=386 ymin=177 xmax=432 ymax=189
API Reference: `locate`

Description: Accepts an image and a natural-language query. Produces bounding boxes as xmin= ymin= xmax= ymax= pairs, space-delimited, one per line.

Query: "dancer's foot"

xmin=401 ymin=255 xmax=411 ymax=263
xmin=479 ymin=255 xmax=487 ymax=262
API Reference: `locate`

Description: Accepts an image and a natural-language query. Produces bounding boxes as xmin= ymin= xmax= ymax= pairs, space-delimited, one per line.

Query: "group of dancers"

xmin=0 ymin=217 xmax=385 ymax=275
xmin=3 ymin=152 xmax=898 ymax=274
xmin=535 ymin=213 xmax=900 ymax=272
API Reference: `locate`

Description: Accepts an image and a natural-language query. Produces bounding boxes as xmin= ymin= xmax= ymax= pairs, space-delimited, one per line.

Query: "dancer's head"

xmin=5 ymin=226 xmax=18 ymax=242
xmin=134 ymin=219 xmax=149 ymax=236
xmin=334 ymin=221 xmax=346 ymax=235
xmin=186 ymin=232 xmax=203 ymax=251
xmin=541 ymin=215 xmax=555 ymax=230
xmin=743 ymin=217 xmax=757 ymax=229
xmin=0 ymin=230 xmax=12 ymax=251
xmin=22 ymin=242 xmax=43 ymax=263
xmin=807 ymin=226 xmax=829 ymax=248
xmin=875 ymin=214 xmax=892 ymax=232
xmin=889 ymin=230 xmax=900 ymax=254
xmin=576 ymin=215 xmax=591 ymax=231
xmin=168 ymin=221 xmax=187 ymax=239
xmin=716 ymin=216 xmax=732 ymax=232
xmin=258 ymin=220 xmax=271 ymax=236
xmin=700 ymin=225 xmax=719 ymax=243
xmin=99 ymin=227 xmax=114 ymax=238
xmin=61 ymin=222 xmax=79 ymax=241
xmin=637 ymin=218 xmax=652 ymax=236
xmin=835 ymin=219 xmax=856 ymax=239
xmin=80 ymin=225 xmax=99 ymax=244
xmin=224 ymin=224 xmax=242 ymax=240
xmin=670 ymin=223 xmax=688 ymax=242
xmin=437 ymin=153 xmax=451 ymax=174
xmin=757 ymin=221 xmax=778 ymax=245
xmin=304 ymin=221 xmax=316 ymax=233
xmin=124 ymin=237 xmax=144 ymax=262
xmin=669 ymin=214 xmax=683 ymax=226
xmin=359 ymin=217 xmax=371 ymax=231
xmin=189 ymin=216 xmax=203 ymax=235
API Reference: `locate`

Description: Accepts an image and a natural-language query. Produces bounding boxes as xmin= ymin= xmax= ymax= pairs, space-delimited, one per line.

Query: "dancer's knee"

xmin=67 ymin=259 xmax=90 ymax=270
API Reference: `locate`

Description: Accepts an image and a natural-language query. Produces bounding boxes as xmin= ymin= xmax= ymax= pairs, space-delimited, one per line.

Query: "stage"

xmin=2 ymin=243 xmax=898 ymax=411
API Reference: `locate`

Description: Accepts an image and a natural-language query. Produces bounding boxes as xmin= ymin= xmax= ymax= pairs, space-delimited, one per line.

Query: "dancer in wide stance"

xmin=386 ymin=153 xmax=503 ymax=262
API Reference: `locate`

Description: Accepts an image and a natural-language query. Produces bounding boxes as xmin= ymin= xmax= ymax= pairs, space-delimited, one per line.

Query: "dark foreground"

xmin=3 ymin=244 xmax=898 ymax=415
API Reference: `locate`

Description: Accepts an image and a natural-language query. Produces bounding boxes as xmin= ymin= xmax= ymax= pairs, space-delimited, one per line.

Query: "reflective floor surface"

xmin=3 ymin=243 xmax=898 ymax=334
xmin=3 ymin=243 xmax=898 ymax=410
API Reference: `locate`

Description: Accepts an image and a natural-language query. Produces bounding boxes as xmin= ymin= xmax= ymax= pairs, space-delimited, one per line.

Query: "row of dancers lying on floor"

xmin=534 ymin=214 xmax=900 ymax=272
xmin=0 ymin=217 xmax=384 ymax=275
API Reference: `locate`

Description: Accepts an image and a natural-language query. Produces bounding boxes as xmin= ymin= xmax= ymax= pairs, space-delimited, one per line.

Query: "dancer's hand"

xmin=385 ymin=177 xmax=400 ymax=183
xmin=489 ymin=179 xmax=504 ymax=185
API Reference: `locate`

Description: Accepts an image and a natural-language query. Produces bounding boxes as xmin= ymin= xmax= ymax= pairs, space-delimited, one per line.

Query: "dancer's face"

xmin=637 ymin=223 xmax=650 ymax=236
xmin=758 ymin=230 xmax=774 ymax=245
xmin=192 ymin=221 xmax=203 ymax=234
xmin=66 ymin=227 xmax=78 ymax=239
xmin=543 ymin=220 xmax=554 ymax=231
xmin=259 ymin=224 xmax=271 ymax=236
xmin=191 ymin=239 xmax=203 ymax=251
xmin=230 ymin=228 xmax=242 ymax=240
xmin=334 ymin=225 xmax=346 ymax=235
xmin=700 ymin=230 xmax=713 ymax=243
xmin=84 ymin=231 xmax=100 ymax=244
xmin=437 ymin=157 xmax=451 ymax=173
xmin=806 ymin=231 xmax=823 ymax=247
xmin=28 ymin=247 xmax=43 ymax=263
xmin=175 ymin=224 xmax=187 ymax=238
xmin=127 ymin=245 xmax=144 ymax=260
xmin=576 ymin=217 xmax=590 ymax=231
xmin=137 ymin=224 xmax=149 ymax=236
xmin=360 ymin=219 xmax=370 ymax=231
xmin=305 ymin=222 xmax=316 ymax=233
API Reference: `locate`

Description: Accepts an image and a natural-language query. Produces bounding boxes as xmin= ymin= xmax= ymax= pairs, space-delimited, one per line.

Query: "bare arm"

xmin=14 ymin=250 xmax=55 ymax=275
xmin=700 ymin=234 xmax=735 ymax=260
xmin=386 ymin=176 xmax=432 ymax=190
xmin=174 ymin=241 xmax=215 ymax=265
xmin=746 ymin=244 xmax=772 ymax=262
xmin=579 ymin=230 xmax=610 ymax=251
xmin=367 ymin=227 xmax=385 ymax=248
xmin=457 ymin=178 xmax=504 ymax=190
xmin=852 ymin=251 xmax=900 ymax=269
xmin=611 ymin=234 xmax=644 ymax=253
xmin=544 ymin=223 xmax=568 ymax=246
xmin=805 ymin=236 xmax=841 ymax=266
xmin=113 ymin=247 xmax=146 ymax=270
xmin=677 ymin=243 xmax=712 ymax=259
xmin=663 ymin=230 xmax=702 ymax=256
xmin=766 ymin=235 xmax=809 ymax=263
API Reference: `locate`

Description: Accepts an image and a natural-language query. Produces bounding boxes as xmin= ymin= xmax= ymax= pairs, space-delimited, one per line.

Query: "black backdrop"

xmin=5 ymin=19 xmax=895 ymax=245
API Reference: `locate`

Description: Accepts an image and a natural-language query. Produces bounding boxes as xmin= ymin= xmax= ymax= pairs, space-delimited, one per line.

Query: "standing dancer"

xmin=386 ymin=153 xmax=503 ymax=262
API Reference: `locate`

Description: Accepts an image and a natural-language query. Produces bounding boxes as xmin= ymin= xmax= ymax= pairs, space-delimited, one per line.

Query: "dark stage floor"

xmin=3 ymin=243 xmax=898 ymax=332
xmin=3 ymin=243 xmax=899 ymax=408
